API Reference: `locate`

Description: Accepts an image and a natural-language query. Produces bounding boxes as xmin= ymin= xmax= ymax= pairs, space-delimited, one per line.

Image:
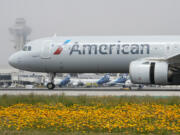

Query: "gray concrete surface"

xmin=0 ymin=88 xmax=179 ymax=96
xmin=1 ymin=86 xmax=180 ymax=91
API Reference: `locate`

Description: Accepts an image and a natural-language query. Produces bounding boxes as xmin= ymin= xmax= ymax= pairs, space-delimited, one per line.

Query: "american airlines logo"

xmin=53 ymin=40 xmax=71 ymax=55
xmin=54 ymin=40 xmax=150 ymax=55
xmin=70 ymin=42 xmax=150 ymax=55
xmin=54 ymin=47 xmax=63 ymax=55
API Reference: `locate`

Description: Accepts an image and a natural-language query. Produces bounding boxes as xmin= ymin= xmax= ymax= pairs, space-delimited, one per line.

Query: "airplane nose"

xmin=8 ymin=54 xmax=16 ymax=67
xmin=8 ymin=53 xmax=20 ymax=68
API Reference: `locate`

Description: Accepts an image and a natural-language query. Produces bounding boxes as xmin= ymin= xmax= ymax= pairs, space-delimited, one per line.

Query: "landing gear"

xmin=47 ymin=82 xmax=55 ymax=89
xmin=47 ymin=73 xmax=56 ymax=90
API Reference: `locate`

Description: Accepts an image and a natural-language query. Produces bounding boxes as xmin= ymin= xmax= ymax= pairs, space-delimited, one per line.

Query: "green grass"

xmin=0 ymin=94 xmax=179 ymax=107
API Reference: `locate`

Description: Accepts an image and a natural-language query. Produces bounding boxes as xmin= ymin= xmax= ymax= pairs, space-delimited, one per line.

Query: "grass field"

xmin=0 ymin=95 xmax=179 ymax=135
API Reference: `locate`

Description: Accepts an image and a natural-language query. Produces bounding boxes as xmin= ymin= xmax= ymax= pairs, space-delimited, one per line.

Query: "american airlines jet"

xmin=8 ymin=36 xmax=180 ymax=89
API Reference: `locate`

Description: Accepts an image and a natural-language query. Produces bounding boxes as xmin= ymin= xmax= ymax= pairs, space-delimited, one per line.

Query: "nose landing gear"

xmin=47 ymin=82 xmax=55 ymax=89
xmin=47 ymin=73 xmax=56 ymax=89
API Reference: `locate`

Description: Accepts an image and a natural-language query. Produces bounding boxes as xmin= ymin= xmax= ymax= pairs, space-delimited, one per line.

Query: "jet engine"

xmin=129 ymin=60 xmax=180 ymax=85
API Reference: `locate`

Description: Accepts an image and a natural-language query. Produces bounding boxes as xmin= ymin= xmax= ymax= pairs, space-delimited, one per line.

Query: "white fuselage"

xmin=8 ymin=36 xmax=180 ymax=73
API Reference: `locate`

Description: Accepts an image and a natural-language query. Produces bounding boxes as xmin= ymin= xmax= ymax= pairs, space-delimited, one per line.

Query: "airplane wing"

xmin=166 ymin=53 xmax=180 ymax=65
xmin=137 ymin=53 xmax=180 ymax=66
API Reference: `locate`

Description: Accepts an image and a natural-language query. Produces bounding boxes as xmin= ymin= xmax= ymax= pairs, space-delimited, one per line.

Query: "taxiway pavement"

xmin=0 ymin=87 xmax=179 ymax=96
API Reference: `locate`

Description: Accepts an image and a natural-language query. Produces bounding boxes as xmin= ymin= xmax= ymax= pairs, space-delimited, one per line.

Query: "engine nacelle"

xmin=129 ymin=60 xmax=170 ymax=85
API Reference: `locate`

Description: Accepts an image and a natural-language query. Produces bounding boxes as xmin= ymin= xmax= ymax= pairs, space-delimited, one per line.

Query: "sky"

xmin=1 ymin=0 xmax=180 ymax=68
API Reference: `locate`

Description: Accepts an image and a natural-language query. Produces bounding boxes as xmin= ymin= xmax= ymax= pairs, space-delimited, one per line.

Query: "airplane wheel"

xmin=47 ymin=83 xmax=55 ymax=90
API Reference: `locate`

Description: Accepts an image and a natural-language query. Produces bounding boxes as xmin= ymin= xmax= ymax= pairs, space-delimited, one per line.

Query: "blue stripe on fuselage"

xmin=63 ymin=40 xmax=71 ymax=45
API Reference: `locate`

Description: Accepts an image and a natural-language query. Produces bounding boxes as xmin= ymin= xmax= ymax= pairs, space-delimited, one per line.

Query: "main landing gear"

xmin=47 ymin=73 xmax=56 ymax=89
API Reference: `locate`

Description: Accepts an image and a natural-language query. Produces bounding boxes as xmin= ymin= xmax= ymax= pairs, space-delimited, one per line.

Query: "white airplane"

xmin=8 ymin=36 xmax=180 ymax=89
xmin=44 ymin=75 xmax=71 ymax=87
xmin=106 ymin=74 xmax=128 ymax=86
xmin=70 ymin=74 xmax=110 ymax=87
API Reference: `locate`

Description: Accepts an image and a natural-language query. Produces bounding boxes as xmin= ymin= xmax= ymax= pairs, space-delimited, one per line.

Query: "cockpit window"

xmin=23 ymin=46 xmax=27 ymax=51
xmin=28 ymin=46 xmax=31 ymax=51
xmin=22 ymin=46 xmax=32 ymax=51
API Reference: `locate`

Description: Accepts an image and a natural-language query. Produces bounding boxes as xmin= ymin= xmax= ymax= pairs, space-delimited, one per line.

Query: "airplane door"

xmin=40 ymin=41 xmax=51 ymax=72
xmin=40 ymin=42 xmax=51 ymax=59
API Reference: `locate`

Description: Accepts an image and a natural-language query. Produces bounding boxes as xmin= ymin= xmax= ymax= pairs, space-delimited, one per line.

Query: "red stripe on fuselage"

xmin=54 ymin=47 xmax=63 ymax=55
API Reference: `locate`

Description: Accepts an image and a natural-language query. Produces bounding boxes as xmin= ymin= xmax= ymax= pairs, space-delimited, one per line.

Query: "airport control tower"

xmin=9 ymin=18 xmax=31 ymax=51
